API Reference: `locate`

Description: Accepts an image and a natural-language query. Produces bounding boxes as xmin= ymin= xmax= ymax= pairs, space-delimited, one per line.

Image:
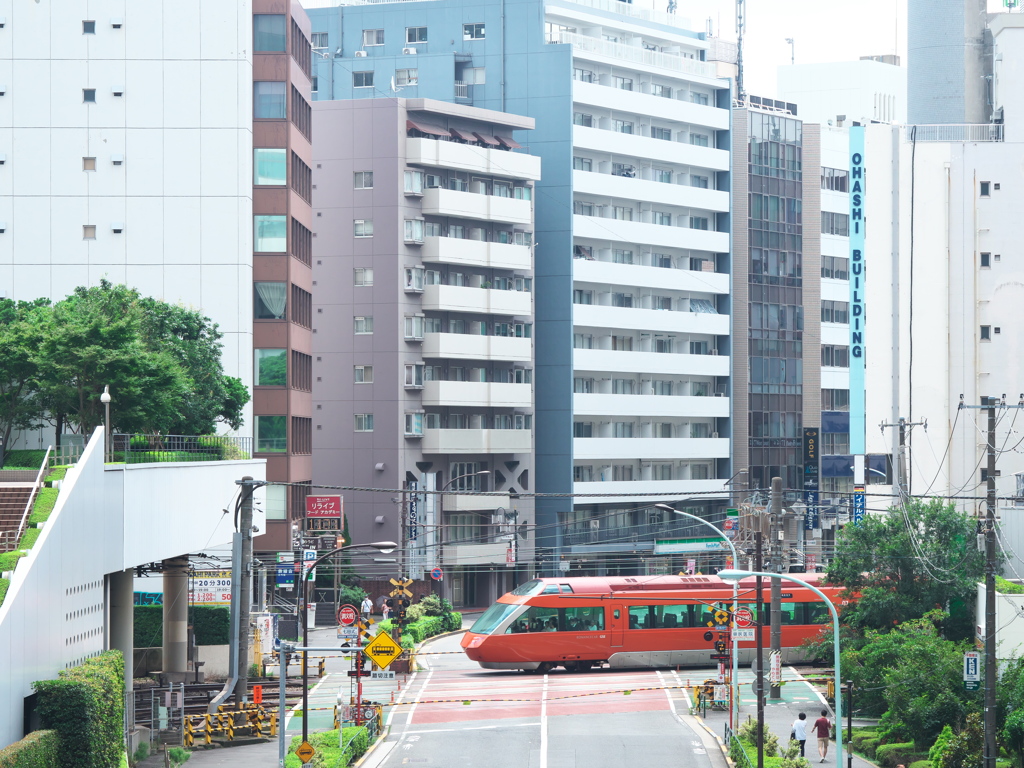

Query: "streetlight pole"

xmin=300 ymin=540 xmax=397 ymax=744
xmin=655 ymin=503 xmax=739 ymax=732
xmin=100 ymin=385 xmax=111 ymax=462
xmin=718 ymin=569 xmax=843 ymax=768
xmin=437 ymin=470 xmax=491 ymax=602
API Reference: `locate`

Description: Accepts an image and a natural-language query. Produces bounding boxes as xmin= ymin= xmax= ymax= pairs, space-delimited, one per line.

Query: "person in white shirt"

xmin=791 ymin=712 xmax=808 ymax=757
xmin=361 ymin=596 xmax=373 ymax=619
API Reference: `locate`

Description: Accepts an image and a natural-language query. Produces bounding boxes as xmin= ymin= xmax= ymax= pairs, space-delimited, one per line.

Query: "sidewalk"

xmin=698 ymin=668 xmax=877 ymax=767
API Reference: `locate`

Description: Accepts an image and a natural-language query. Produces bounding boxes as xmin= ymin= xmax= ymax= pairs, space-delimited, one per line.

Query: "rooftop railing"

xmin=558 ymin=32 xmax=716 ymax=79
xmin=902 ymin=123 xmax=1003 ymax=142
xmin=111 ymin=434 xmax=252 ymax=464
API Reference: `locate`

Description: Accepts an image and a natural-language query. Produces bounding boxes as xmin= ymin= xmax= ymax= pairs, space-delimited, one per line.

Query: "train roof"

xmin=527 ymin=573 xmax=833 ymax=595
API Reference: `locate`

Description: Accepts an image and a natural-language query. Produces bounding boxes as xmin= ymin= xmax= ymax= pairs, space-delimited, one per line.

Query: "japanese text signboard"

xmin=189 ymin=570 xmax=231 ymax=606
xmin=305 ymin=495 xmax=343 ymax=518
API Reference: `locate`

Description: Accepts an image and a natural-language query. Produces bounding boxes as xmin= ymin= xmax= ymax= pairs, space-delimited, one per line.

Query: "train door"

xmin=608 ymin=606 xmax=625 ymax=647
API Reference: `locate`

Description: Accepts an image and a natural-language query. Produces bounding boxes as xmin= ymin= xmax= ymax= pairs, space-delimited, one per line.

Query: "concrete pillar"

xmin=109 ymin=569 xmax=135 ymax=726
xmin=162 ymin=556 xmax=190 ymax=682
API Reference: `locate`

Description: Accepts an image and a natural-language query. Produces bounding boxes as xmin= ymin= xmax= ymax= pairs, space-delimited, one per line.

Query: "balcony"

xmin=572 ymin=170 xmax=729 ymax=213
xmin=573 ymin=436 xmax=729 ymax=460
xmin=571 ymin=478 xmax=729 ymax=505
xmin=560 ymin=514 xmax=728 ymax=549
xmin=572 ymin=258 xmax=729 ymax=294
xmin=424 ymin=332 xmax=532 ymax=362
xmin=573 ymin=303 xmax=729 ymax=335
xmin=573 ymin=213 xmax=728 ymax=253
xmin=423 ymin=428 xmax=532 ymax=454
xmin=422 ymin=236 xmax=532 ymax=271
xmin=423 ymin=380 xmax=532 ymax=408
xmin=423 ymin=284 xmax=532 ymax=316
xmin=558 ymin=31 xmax=717 ymax=79
xmin=573 ymin=125 xmax=729 ymax=171
xmin=573 ymin=393 xmax=729 ymax=419
xmin=572 ymin=80 xmax=728 ymax=130
xmin=422 ymin=188 xmax=532 ymax=225
xmin=407 ymin=138 xmax=542 ymax=180
xmin=573 ymin=349 xmax=729 ymax=377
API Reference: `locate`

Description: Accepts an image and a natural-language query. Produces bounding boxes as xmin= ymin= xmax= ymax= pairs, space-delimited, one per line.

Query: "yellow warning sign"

xmin=295 ymin=741 xmax=316 ymax=764
xmin=364 ymin=629 xmax=403 ymax=669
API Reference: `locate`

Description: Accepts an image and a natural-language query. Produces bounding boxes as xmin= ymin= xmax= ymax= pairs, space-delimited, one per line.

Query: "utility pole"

xmin=879 ymin=417 xmax=926 ymax=495
xmin=236 ymin=477 xmax=255 ymax=712
xmin=984 ymin=396 xmax=998 ymax=768
xmin=754 ymin=529 xmax=764 ymax=768
xmin=769 ymin=477 xmax=782 ymax=700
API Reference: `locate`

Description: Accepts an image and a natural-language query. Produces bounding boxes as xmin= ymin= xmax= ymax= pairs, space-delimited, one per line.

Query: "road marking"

xmin=285 ymin=673 xmax=332 ymax=731
xmin=539 ymin=674 xmax=549 ymax=768
xmin=385 ymin=670 xmax=419 ymax=728
xmin=406 ymin=669 xmax=434 ymax=726
xmin=657 ymin=670 xmax=677 ymax=716
xmin=787 ymin=666 xmax=830 ymax=707
xmin=404 ymin=722 xmax=539 ymax=734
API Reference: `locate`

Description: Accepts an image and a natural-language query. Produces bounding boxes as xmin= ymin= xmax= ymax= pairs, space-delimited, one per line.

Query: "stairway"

xmin=0 ymin=485 xmax=35 ymax=552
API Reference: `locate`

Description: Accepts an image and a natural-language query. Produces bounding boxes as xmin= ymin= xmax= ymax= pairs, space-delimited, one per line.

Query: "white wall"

xmin=777 ymin=60 xmax=907 ymax=127
xmin=0 ymin=1 xmax=254 ymax=437
xmin=0 ymin=430 xmax=264 ymax=748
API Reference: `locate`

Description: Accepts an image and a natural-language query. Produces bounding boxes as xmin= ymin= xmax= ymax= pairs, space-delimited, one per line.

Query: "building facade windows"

xmin=354 ymin=219 xmax=373 ymax=237
xmin=354 ymin=365 xmax=373 ymax=383
xmin=354 ymin=171 xmax=373 ymax=189
xmin=354 ymin=316 xmax=373 ymax=334
xmin=354 ymin=414 xmax=374 ymax=432
xmin=254 ymin=215 xmax=287 ymax=252
xmin=821 ymin=211 xmax=850 ymax=236
xmin=254 ymin=14 xmax=287 ymax=52
xmin=821 ymin=167 xmax=849 ymax=192
xmin=254 ymin=81 xmax=286 ymax=118
xmin=83 ymin=20 xmax=96 ymax=34
xmin=255 ymin=349 xmax=287 ymax=386
xmin=353 ymin=72 xmax=374 ymax=88
xmin=354 ymin=268 xmax=373 ymax=286
xmin=396 ymin=69 xmax=419 ymax=86
xmin=406 ymin=26 xmax=427 ymax=43
xmin=362 ymin=29 xmax=384 ymax=46
xmin=254 ymin=283 xmax=287 ymax=320
xmin=821 ymin=344 xmax=850 ymax=367
xmin=463 ymin=23 xmax=485 ymax=40
xmin=256 ymin=415 xmax=287 ymax=452
xmin=83 ymin=89 xmax=96 ymax=103
xmin=255 ymin=148 xmax=287 ymax=185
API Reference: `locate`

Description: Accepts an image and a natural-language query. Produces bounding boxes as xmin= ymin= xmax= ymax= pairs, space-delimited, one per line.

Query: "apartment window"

xmin=689 ymin=133 xmax=709 ymax=147
xmin=981 ymin=252 xmax=991 ymax=268
xmin=291 ymin=285 xmax=312 ymax=328
xmin=653 ymin=211 xmax=672 ymax=226
xmin=821 ymin=167 xmax=849 ymax=192
xmin=362 ymin=29 xmax=384 ymax=46
xmin=407 ymin=27 xmax=428 ymax=43
xmin=265 ymin=485 xmax=287 ymax=520
xmin=821 ymin=300 xmax=850 ymax=324
xmin=689 ymin=340 xmax=710 ymax=355
xmin=354 ymin=316 xmax=374 ymax=334
xmin=613 ymin=206 xmax=633 ymax=221
xmin=823 ymin=432 xmax=851 ymax=454
xmin=354 ymin=268 xmax=373 ymax=286
xmin=83 ymin=89 xmax=96 ymax=103
xmin=405 ymin=266 xmax=425 ymax=291
xmin=690 ymin=92 xmax=709 ymax=105
xmin=252 ymin=148 xmax=287 ymax=186
xmin=353 ymin=71 xmax=374 ymax=88
xmin=83 ymin=157 xmax=96 ymax=171
xmin=613 ymin=120 xmax=634 ymax=135
xmin=354 ymin=171 xmax=374 ymax=189
xmin=573 ymin=201 xmax=594 ymax=216
xmin=404 ymin=315 xmax=425 ymax=340
xmin=573 ymin=68 xmax=596 ymax=83
xmin=573 ymin=289 xmax=593 ymax=305
xmin=254 ymin=14 xmax=287 ymax=51
xmin=653 ymin=168 xmax=672 ymax=183
xmin=821 ymin=344 xmax=850 ymax=367
xmin=821 ymin=255 xmax=850 ymax=280
xmin=654 ymin=337 xmax=673 ymax=353
xmin=613 ymin=249 xmax=633 ymax=264
xmin=690 ymin=422 xmax=710 ymax=438
xmin=354 ymin=220 xmax=374 ymax=237
xmin=463 ymin=67 xmax=485 ymax=84
xmin=463 ymin=23 xmax=485 ymax=40
xmin=255 ymin=416 xmax=287 ymax=453
xmin=292 ymin=351 xmax=312 ymax=391
xmin=654 ymin=422 xmax=672 ymax=438
xmin=573 ymin=333 xmax=594 ymax=349
xmin=574 ymin=466 xmax=594 ymax=482
xmin=981 ymin=325 xmax=991 ymax=340
xmin=253 ymin=82 xmax=286 ymax=118
xmin=354 ymin=414 xmax=374 ymax=432
xmin=83 ymin=20 xmax=96 ymax=34
xmin=612 ymin=378 xmax=635 ymax=394
xmin=689 ymin=216 xmax=709 ymax=230
xmin=651 ymin=126 xmax=672 ymax=141
xmin=255 ymin=349 xmax=287 ymax=386
xmin=654 ymin=464 xmax=672 ymax=481
xmin=405 ymin=413 xmax=424 ymax=436
xmin=613 ymin=422 xmax=634 ymax=438
xmin=354 ymin=365 xmax=373 ymax=383
xmin=613 ymin=76 xmax=633 ymax=91
xmin=404 ymin=219 xmax=425 ymax=243
xmin=612 ymin=465 xmax=634 ymax=482
xmin=396 ymin=69 xmax=419 ymax=86
xmin=291 ymin=152 xmax=312 ymax=203
xmin=651 ymin=84 xmax=672 ymax=98
xmin=405 ymin=363 xmax=425 ymax=388
xmin=573 ymin=422 xmax=593 ymax=438
xmin=254 ymin=283 xmax=286 ymax=320
xmin=311 ymin=32 xmax=329 ymax=49
xmin=612 ymin=293 xmax=633 ymax=308
xmin=653 ymin=253 xmax=672 ymax=269
xmin=821 ymin=211 xmax=850 ymax=236
xmin=254 ymin=215 xmax=287 ymax=252
xmin=980 ymin=181 xmax=991 ymax=197
xmin=573 ymin=112 xmax=594 ymax=127
xmin=291 ymin=86 xmax=311 ymax=140
xmin=292 ymin=219 xmax=312 ymax=266
xmin=690 ymin=175 xmax=709 ymax=188
xmin=404 ymin=171 xmax=424 ymax=194
xmin=821 ymin=388 xmax=850 ymax=411
xmin=612 ymin=336 xmax=633 ymax=351
xmin=573 ymin=378 xmax=594 ymax=393
xmin=652 ymin=296 xmax=672 ymax=311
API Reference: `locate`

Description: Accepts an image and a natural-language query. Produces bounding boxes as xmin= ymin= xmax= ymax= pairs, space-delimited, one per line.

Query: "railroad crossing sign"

xmin=364 ymin=629 xmax=403 ymax=669
xmin=390 ymin=577 xmax=414 ymax=598
xmin=295 ymin=741 xmax=316 ymax=764
xmin=710 ymin=609 xmax=730 ymax=627
xmin=338 ymin=604 xmax=358 ymax=626
xmin=734 ymin=609 xmax=753 ymax=628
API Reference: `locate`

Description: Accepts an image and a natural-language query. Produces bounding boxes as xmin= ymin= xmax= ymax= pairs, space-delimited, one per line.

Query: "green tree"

xmin=937 ymin=712 xmax=984 ymax=768
xmin=826 ymin=498 xmax=985 ymax=640
xmin=0 ymin=298 xmax=50 ymax=460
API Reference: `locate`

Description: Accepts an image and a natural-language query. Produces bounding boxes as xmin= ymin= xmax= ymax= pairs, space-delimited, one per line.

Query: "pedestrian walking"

xmin=791 ymin=712 xmax=808 ymax=757
xmin=382 ymin=601 xmax=391 ymax=621
xmin=361 ymin=595 xmax=373 ymax=620
xmin=812 ymin=709 xmax=832 ymax=763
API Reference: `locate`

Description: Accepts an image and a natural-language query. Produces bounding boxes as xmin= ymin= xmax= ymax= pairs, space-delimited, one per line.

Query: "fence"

xmin=902 ymin=123 xmax=1004 ymax=142
xmin=112 ymin=434 xmax=252 ymax=464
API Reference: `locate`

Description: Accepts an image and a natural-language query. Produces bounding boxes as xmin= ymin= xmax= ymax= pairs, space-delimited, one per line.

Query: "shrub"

xmin=286 ymin=727 xmax=369 ymax=767
xmin=338 ymin=585 xmax=366 ymax=611
xmin=876 ymin=742 xmax=917 ymax=767
xmin=930 ymin=724 xmax=953 ymax=766
xmin=0 ymin=730 xmax=60 ymax=768
xmin=0 ymin=551 xmax=24 ymax=573
xmin=861 ymin=736 xmax=881 ymax=759
xmin=131 ymin=743 xmax=150 ymax=765
xmin=738 ymin=718 xmax=779 ymax=757
xmin=45 ymin=466 xmax=69 ymax=483
xmin=167 ymin=747 xmax=190 ymax=767
xmin=134 ymin=606 xmax=230 ymax=647
xmin=378 ymin=613 xmax=459 ymax=645
xmin=29 ymin=488 xmax=59 ymax=524
xmin=909 ymin=761 xmax=931 ymax=768
xmin=18 ymin=529 xmax=40 ymax=550
xmin=34 ymin=651 xmax=125 ymax=768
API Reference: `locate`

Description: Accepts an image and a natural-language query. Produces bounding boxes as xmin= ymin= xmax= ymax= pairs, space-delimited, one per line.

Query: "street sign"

xmin=965 ymin=680 xmax=981 ymax=691
xmin=189 ymin=570 xmax=232 ymax=606
xmin=430 ymin=567 xmax=443 ymax=581
xmin=295 ymin=742 xmax=316 ymax=764
xmin=364 ymin=629 xmax=403 ymax=669
xmin=337 ymin=627 xmax=359 ymax=639
xmin=964 ymin=651 xmax=981 ymax=682
xmin=732 ymin=628 xmax=755 ymax=641
xmin=347 ymin=670 xmax=370 ymax=677
xmin=558 ymin=561 xmax=570 ymax=572
xmin=305 ymin=495 xmax=343 ymax=518
xmin=734 ymin=609 xmax=753 ymax=628
xmin=252 ymin=685 xmax=263 ymax=704
xmin=338 ymin=604 xmax=358 ymax=626
xmin=370 ymin=670 xmax=396 ymax=680
xmin=769 ymin=651 xmax=782 ymax=684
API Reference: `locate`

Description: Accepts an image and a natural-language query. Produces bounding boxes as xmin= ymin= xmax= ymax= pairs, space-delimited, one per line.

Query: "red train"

xmin=460 ymin=574 xmax=844 ymax=672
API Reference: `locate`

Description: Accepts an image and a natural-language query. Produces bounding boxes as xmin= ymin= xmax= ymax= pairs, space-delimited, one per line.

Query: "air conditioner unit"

xmin=711 ymin=431 xmax=719 ymax=438
xmin=402 ymin=47 xmax=417 ymax=54
xmin=709 ymin=349 xmax=719 ymax=355
xmin=354 ymin=50 xmax=368 ymax=57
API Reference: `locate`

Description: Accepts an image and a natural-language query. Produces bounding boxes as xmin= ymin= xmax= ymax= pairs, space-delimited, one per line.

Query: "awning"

xmin=406 ymin=119 xmax=449 ymax=137
xmin=450 ymin=127 xmax=477 ymax=142
xmin=474 ymin=132 xmax=501 ymax=146
xmin=496 ymin=135 xmax=522 ymax=149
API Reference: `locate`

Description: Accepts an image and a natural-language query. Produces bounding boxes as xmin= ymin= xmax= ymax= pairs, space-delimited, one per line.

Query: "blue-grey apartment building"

xmin=307 ymin=0 xmax=735 ymax=589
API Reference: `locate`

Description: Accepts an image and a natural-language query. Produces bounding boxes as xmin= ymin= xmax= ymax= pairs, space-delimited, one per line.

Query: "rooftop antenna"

xmin=736 ymin=0 xmax=745 ymax=102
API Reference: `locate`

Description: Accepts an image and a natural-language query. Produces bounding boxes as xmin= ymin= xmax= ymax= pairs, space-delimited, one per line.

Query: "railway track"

xmin=133 ymin=679 xmax=304 ymax=724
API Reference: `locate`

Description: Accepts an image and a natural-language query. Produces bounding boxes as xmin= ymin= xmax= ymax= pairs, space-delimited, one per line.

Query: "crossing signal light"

xmin=714 ymin=640 xmax=727 ymax=653
xmin=386 ymin=598 xmax=396 ymax=609
xmin=703 ymin=631 xmax=714 ymax=642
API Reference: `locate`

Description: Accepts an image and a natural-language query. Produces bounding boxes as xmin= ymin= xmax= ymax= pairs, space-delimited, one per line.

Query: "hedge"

xmin=33 ymin=651 xmax=125 ymax=768
xmin=134 ymin=605 xmax=230 ymax=647
xmin=286 ymin=728 xmax=369 ymax=767
xmin=29 ymin=488 xmax=59 ymax=524
xmin=0 ymin=579 xmax=8 ymax=604
xmin=377 ymin=611 xmax=462 ymax=644
xmin=0 ymin=729 xmax=59 ymax=768
xmin=875 ymin=742 xmax=919 ymax=767
xmin=2 ymin=450 xmax=48 ymax=469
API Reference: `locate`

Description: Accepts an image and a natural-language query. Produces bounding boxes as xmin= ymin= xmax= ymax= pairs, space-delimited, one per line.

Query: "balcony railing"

xmin=558 ymin=32 xmax=716 ymax=79
xmin=111 ymin=434 xmax=252 ymax=464
xmin=454 ymin=81 xmax=469 ymax=100
xmin=902 ymin=123 xmax=1003 ymax=142
xmin=560 ymin=516 xmax=722 ymax=547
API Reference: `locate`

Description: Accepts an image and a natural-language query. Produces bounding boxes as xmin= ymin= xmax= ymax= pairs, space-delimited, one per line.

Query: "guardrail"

xmin=13 ymin=446 xmax=51 ymax=548
xmin=903 ymin=123 xmax=1003 ymax=142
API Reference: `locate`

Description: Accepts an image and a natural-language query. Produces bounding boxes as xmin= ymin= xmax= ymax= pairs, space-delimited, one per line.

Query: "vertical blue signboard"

xmin=849 ymin=127 xmax=866 ymax=455
xmin=852 ymin=486 xmax=866 ymax=524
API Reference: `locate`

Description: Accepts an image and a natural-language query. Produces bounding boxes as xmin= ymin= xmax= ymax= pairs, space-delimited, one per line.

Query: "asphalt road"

xmin=365 ymin=632 xmax=730 ymax=768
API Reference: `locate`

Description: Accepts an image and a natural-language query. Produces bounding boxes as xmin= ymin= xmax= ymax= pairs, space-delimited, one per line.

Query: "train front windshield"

xmin=469 ymin=602 xmax=522 ymax=635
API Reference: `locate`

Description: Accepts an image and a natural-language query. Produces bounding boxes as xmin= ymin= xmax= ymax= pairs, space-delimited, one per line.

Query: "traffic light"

xmin=714 ymin=640 xmax=727 ymax=654
xmin=385 ymin=598 xmax=396 ymax=610
xmin=397 ymin=598 xmax=409 ymax=621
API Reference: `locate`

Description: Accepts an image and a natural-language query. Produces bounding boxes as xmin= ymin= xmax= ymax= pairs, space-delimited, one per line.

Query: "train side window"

xmin=628 ymin=605 xmax=652 ymax=629
xmin=560 ymin=584 xmax=574 ymax=593
xmin=779 ymin=603 xmax=799 ymax=625
xmin=805 ymin=602 xmax=829 ymax=625
xmin=542 ymin=584 xmax=560 ymax=594
xmin=613 ymin=609 xmax=620 ymax=619
xmin=564 ymin=606 xmax=603 ymax=631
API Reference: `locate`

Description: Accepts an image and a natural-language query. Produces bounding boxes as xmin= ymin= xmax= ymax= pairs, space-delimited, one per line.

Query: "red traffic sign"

xmin=306 ymin=495 xmax=343 ymax=519
xmin=734 ymin=609 xmax=754 ymax=628
xmin=430 ymin=567 xmax=443 ymax=581
xmin=338 ymin=604 xmax=358 ymax=626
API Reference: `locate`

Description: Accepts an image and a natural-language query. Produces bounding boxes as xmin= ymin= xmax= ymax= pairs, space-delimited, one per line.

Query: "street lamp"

xmin=718 ymin=569 xmax=843 ymax=768
xmin=437 ymin=470 xmax=491 ymax=599
xmin=655 ymin=503 xmax=740 ymax=731
xmin=785 ymin=37 xmax=795 ymax=65
xmin=299 ymin=540 xmax=397 ymax=745
xmin=100 ymin=385 xmax=111 ymax=462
